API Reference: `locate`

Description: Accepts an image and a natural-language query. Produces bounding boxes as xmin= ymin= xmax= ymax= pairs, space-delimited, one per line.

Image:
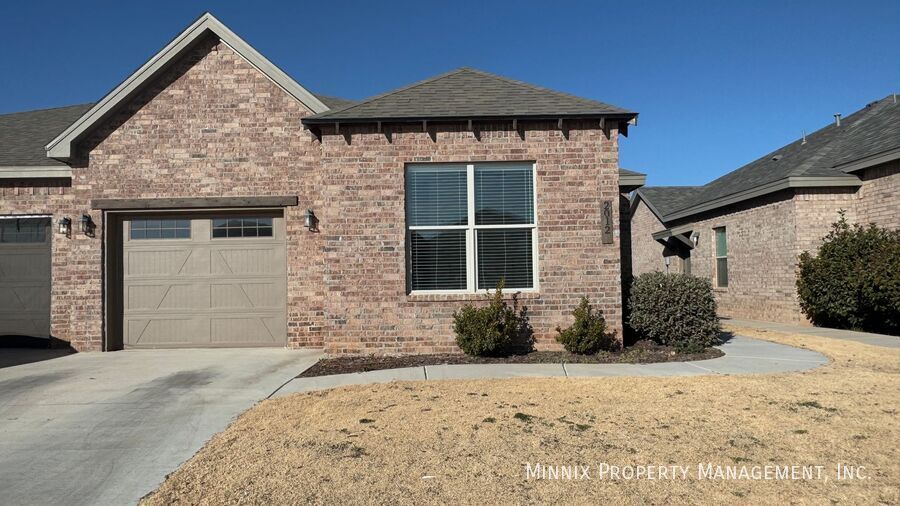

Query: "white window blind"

xmin=406 ymin=163 xmax=537 ymax=293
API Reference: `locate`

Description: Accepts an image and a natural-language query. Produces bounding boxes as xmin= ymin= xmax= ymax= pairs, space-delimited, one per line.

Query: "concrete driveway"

xmin=0 ymin=347 xmax=321 ymax=506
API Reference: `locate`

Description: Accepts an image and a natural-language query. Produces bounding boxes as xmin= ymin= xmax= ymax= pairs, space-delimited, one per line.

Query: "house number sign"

xmin=601 ymin=200 xmax=614 ymax=244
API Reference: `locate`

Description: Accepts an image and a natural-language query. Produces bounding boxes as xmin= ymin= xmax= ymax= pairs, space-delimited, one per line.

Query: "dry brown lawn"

xmin=146 ymin=326 xmax=899 ymax=505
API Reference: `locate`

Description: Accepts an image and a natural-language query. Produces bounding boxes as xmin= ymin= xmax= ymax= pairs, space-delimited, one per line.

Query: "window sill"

xmin=407 ymin=291 xmax=541 ymax=302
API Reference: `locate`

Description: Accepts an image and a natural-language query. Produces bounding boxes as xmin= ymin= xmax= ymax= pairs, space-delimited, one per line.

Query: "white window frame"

xmin=407 ymin=162 xmax=539 ymax=295
xmin=714 ymin=226 xmax=728 ymax=288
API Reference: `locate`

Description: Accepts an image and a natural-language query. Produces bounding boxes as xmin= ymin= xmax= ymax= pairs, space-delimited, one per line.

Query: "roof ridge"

xmin=312 ymin=68 xmax=470 ymax=117
xmin=0 ymin=102 xmax=96 ymax=117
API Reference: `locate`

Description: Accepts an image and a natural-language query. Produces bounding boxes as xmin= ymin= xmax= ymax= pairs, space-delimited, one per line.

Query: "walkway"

xmin=273 ymin=335 xmax=828 ymax=396
xmin=725 ymin=318 xmax=900 ymax=349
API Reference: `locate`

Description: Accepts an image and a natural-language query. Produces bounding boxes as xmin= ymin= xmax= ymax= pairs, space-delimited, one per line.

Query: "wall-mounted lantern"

xmin=690 ymin=232 xmax=700 ymax=247
xmin=80 ymin=214 xmax=95 ymax=237
xmin=57 ymin=217 xmax=72 ymax=236
xmin=304 ymin=209 xmax=318 ymax=231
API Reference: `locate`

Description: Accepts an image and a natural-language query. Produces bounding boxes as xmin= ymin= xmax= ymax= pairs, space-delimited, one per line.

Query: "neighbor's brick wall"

xmin=855 ymin=159 xmax=900 ymax=230
xmin=629 ymin=199 xmax=671 ymax=275
xmin=0 ymin=180 xmax=87 ymax=346
xmin=669 ymin=191 xmax=804 ymax=323
xmin=317 ymin=122 xmax=624 ymax=355
xmin=3 ymin=33 xmax=626 ymax=354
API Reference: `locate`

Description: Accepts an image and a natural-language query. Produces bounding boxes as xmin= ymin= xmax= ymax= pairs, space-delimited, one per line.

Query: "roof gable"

xmin=304 ymin=67 xmax=636 ymax=123
xmin=45 ymin=12 xmax=329 ymax=160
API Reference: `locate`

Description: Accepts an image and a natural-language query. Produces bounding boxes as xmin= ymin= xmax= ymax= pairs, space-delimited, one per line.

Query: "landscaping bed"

xmin=298 ymin=340 xmax=723 ymax=377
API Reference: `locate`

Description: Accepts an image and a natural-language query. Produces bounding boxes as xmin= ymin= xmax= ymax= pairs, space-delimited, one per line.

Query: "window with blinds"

xmin=406 ymin=163 xmax=537 ymax=292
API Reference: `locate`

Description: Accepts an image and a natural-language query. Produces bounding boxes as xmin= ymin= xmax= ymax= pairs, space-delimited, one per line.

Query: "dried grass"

xmin=145 ymin=326 xmax=899 ymax=505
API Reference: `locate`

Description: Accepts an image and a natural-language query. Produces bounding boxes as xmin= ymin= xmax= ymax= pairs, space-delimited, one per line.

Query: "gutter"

xmin=661 ymin=175 xmax=862 ymax=222
xmin=0 ymin=166 xmax=71 ymax=179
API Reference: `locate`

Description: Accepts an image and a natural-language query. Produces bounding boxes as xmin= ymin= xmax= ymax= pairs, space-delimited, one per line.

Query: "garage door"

xmin=0 ymin=217 xmax=51 ymax=339
xmin=121 ymin=212 xmax=286 ymax=348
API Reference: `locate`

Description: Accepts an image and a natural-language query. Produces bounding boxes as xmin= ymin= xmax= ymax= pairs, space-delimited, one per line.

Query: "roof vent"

xmin=834 ymin=113 xmax=841 ymax=126
xmin=772 ymin=154 xmax=783 ymax=161
xmin=801 ymin=130 xmax=807 ymax=145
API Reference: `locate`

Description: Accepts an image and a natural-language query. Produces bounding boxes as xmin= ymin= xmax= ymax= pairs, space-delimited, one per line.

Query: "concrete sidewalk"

xmin=725 ymin=318 xmax=900 ymax=349
xmin=273 ymin=335 xmax=828 ymax=396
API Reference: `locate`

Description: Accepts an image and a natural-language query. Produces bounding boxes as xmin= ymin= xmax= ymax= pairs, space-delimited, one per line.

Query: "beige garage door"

xmin=0 ymin=217 xmax=51 ymax=339
xmin=122 ymin=212 xmax=286 ymax=348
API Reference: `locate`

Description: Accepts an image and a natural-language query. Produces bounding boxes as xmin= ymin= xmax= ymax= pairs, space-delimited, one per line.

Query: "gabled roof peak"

xmin=45 ymin=11 xmax=329 ymax=160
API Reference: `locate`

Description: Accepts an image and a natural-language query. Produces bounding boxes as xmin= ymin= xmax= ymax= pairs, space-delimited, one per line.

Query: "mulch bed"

xmin=298 ymin=340 xmax=723 ymax=378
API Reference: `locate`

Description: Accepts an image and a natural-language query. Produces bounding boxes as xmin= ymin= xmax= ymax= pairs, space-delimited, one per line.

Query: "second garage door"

xmin=122 ymin=212 xmax=286 ymax=348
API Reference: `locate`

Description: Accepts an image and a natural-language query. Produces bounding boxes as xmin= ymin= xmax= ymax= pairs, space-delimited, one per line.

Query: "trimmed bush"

xmin=628 ymin=272 xmax=721 ymax=352
xmin=453 ymin=280 xmax=532 ymax=356
xmin=797 ymin=212 xmax=900 ymax=335
xmin=555 ymin=297 xmax=619 ymax=354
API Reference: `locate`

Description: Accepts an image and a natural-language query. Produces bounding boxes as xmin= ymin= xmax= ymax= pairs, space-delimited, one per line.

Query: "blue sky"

xmin=1 ymin=1 xmax=897 ymax=186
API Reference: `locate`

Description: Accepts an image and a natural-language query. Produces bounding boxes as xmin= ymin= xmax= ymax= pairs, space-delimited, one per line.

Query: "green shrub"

xmin=555 ymin=297 xmax=619 ymax=354
xmin=797 ymin=212 xmax=900 ymax=335
xmin=628 ymin=272 xmax=721 ymax=352
xmin=453 ymin=280 xmax=532 ymax=356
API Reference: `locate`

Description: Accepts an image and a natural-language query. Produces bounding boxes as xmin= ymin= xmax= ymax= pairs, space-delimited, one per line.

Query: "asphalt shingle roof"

xmin=635 ymin=186 xmax=703 ymax=218
xmin=0 ymin=103 xmax=94 ymax=166
xmin=304 ymin=67 xmax=635 ymax=123
xmin=314 ymin=94 xmax=356 ymax=110
xmin=0 ymin=92 xmax=352 ymax=167
xmin=638 ymin=94 xmax=900 ymax=222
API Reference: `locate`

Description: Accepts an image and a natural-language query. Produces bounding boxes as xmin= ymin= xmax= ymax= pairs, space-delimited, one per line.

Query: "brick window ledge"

xmin=407 ymin=291 xmax=542 ymax=303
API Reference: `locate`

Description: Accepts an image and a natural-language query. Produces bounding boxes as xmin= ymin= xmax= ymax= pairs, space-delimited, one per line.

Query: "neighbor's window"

xmin=0 ymin=218 xmax=46 ymax=243
xmin=212 ymin=217 xmax=273 ymax=238
xmin=130 ymin=219 xmax=190 ymax=240
xmin=714 ymin=227 xmax=728 ymax=288
xmin=406 ymin=163 xmax=536 ymax=292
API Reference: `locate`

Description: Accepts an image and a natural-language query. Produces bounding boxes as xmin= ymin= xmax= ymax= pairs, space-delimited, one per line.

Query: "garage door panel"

xmin=210 ymin=315 xmax=284 ymax=344
xmin=0 ymin=218 xmax=51 ymax=339
xmin=0 ymin=251 xmax=50 ymax=280
xmin=214 ymin=247 xmax=284 ymax=275
xmin=122 ymin=214 xmax=286 ymax=348
xmin=211 ymin=281 xmax=285 ymax=309
xmin=127 ymin=317 xmax=210 ymax=346
xmin=126 ymin=283 xmax=211 ymax=311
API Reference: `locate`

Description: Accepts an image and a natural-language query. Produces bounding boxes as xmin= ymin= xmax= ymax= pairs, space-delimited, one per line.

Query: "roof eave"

xmin=45 ymin=12 xmax=328 ymax=161
xmin=662 ymin=175 xmax=863 ymax=222
xmin=0 ymin=165 xmax=72 ymax=179
xmin=301 ymin=112 xmax=637 ymax=126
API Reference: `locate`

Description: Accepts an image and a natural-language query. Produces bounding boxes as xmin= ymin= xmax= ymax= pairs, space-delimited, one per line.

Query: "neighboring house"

xmin=629 ymin=95 xmax=899 ymax=324
xmin=0 ymin=13 xmax=641 ymax=354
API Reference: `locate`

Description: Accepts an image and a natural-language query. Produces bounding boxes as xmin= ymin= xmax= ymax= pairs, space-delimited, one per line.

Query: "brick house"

xmin=0 ymin=13 xmax=642 ymax=354
xmin=628 ymin=96 xmax=899 ymax=324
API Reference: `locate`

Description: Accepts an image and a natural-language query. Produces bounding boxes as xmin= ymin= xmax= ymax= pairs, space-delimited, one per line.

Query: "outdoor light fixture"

xmin=304 ymin=209 xmax=318 ymax=231
xmin=690 ymin=232 xmax=700 ymax=246
xmin=57 ymin=217 xmax=72 ymax=236
xmin=80 ymin=214 xmax=95 ymax=237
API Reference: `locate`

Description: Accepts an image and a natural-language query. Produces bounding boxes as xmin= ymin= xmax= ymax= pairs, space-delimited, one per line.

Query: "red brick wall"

xmin=2 ymin=34 xmax=626 ymax=354
xmin=317 ymin=121 xmax=623 ymax=355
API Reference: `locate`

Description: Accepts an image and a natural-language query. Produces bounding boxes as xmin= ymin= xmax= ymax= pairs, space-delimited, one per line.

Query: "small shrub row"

xmin=452 ymin=282 xmax=618 ymax=356
xmin=453 ymin=273 xmax=723 ymax=356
